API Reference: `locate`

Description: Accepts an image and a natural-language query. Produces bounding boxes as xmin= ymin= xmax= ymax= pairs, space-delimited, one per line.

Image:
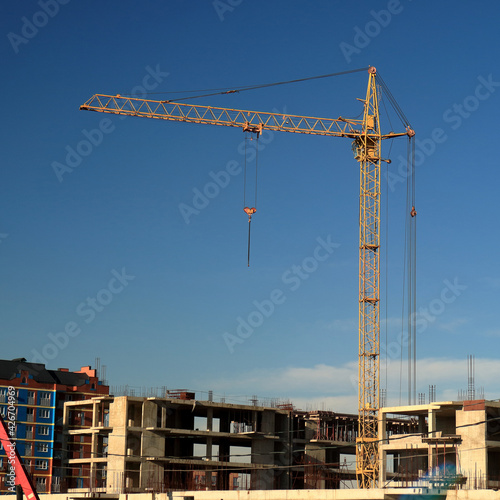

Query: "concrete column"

xmin=304 ymin=444 xmax=326 ymax=489
xmin=251 ymin=439 xmax=275 ymax=489
xmin=92 ymin=400 xmax=98 ymax=427
xmin=206 ymin=406 xmax=213 ymax=489
xmin=142 ymin=400 xmax=157 ymax=428
xmin=428 ymin=409 xmax=437 ymax=474
xmin=428 ymin=409 xmax=437 ymax=436
xmin=90 ymin=402 xmax=98 ymax=491
xmin=379 ymin=411 xmax=387 ymax=485
xmin=106 ymin=397 xmax=127 ymax=493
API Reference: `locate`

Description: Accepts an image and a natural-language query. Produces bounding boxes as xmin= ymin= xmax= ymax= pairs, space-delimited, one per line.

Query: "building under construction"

xmin=62 ymin=392 xmax=414 ymax=494
xmin=380 ymin=399 xmax=500 ymax=490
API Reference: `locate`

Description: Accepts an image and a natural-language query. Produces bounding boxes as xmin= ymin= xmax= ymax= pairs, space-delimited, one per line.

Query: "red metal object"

xmin=166 ymin=390 xmax=195 ymax=400
xmin=243 ymin=207 xmax=256 ymax=217
xmin=0 ymin=414 xmax=40 ymax=500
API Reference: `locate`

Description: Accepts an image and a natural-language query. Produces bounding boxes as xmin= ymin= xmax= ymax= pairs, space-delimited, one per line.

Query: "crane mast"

xmin=80 ymin=67 xmax=413 ymax=488
xmin=355 ymin=67 xmax=382 ymax=488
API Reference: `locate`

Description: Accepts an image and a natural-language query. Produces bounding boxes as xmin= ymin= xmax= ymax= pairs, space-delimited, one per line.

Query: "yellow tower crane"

xmin=80 ymin=66 xmax=414 ymax=488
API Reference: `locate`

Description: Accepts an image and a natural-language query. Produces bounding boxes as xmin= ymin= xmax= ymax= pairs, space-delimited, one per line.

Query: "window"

xmin=39 ymin=392 xmax=51 ymax=406
xmin=0 ymin=406 xmax=6 ymax=417
xmin=39 ymin=409 xmax=50 ymax=419
xmin=38 ymin=425 xmax=50 ymax=436
xmin=25 ymin=443 xmax=33 ymax=456
xmin=25 ymin=426 xmax=33 ymax=439
xmin=36 ymin=477 xmax=47 ymax=492
xmin=0 ymin=389 xmax=6 ymax=403
xmin=35 ymin=459 xmax=48 ymax=470
xmin=27 ymin=407 xmax=35 ymax=422
xmin=37 ymin=443 xmax=49 ymax=453
xmin=27 ymin=391 xmax=35 ymax=405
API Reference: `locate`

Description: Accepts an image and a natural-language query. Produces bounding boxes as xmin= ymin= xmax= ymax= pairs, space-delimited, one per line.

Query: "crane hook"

xmin=410 ymin=206 xmax=417 ymax=217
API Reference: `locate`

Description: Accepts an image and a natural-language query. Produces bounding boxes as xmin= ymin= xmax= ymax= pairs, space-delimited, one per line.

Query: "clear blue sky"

xmin=2 ymin=1 xmax=500 ymax=412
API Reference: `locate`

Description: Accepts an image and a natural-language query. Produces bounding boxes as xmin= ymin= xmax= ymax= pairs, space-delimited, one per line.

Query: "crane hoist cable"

xmin=377 ymin=74 xmax=417 ymax=405
xmin=243 ymin=134 xmax=259 ymax=267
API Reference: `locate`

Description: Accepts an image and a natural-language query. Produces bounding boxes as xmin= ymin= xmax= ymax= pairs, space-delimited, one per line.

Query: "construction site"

xmin=4 ymin=381 xmax=498 ymax=499
xmin=1 ymin=15 xmax=499 ymax=498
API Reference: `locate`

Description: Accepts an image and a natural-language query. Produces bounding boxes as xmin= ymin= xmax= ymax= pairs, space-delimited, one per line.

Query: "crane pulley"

xmin=80 ymin=67 xmax=414 ymax=488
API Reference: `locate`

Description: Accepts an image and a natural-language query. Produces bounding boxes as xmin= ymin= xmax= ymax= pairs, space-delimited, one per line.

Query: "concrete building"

xmin=62 ymin=394 xmax=413 ymax=494
xmin=380 ymin=399 xmax=500 ymax=490
xmin=63 ymin=394 xmax=298 ymax=492
xmin=0 ymin=358 xmax=109 ymax=494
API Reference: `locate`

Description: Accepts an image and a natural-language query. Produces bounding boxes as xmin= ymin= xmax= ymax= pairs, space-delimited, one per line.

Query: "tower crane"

xmin=80 ymin=67 xmax=414 ymax=488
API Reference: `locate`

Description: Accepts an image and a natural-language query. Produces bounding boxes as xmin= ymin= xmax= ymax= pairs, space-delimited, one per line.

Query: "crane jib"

xmin=80 ymin=98 xmax=410 ymax=140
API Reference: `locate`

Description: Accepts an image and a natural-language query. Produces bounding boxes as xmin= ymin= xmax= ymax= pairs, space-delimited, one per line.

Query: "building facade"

xmin=0 ymin=357 xmax=108 ymax=494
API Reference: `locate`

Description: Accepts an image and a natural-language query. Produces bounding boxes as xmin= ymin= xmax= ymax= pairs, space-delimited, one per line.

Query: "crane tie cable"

xmin=118 ymin=67 xmax=371 ymax=102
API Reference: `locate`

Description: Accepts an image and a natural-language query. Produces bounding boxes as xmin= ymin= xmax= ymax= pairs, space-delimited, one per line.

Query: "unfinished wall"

xmin=456 ymin=408 xmax=486 ymax=486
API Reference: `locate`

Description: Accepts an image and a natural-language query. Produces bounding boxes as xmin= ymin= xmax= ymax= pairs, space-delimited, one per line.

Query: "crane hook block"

xmin=244 ymin=207 xmax=257 ymax=217
xmin=410 ymin=206 xmax=417 ymax=217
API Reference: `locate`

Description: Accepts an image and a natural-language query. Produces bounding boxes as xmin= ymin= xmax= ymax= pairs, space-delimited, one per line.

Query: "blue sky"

xmin=2 ymin=1 xmax=500 ymax=412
